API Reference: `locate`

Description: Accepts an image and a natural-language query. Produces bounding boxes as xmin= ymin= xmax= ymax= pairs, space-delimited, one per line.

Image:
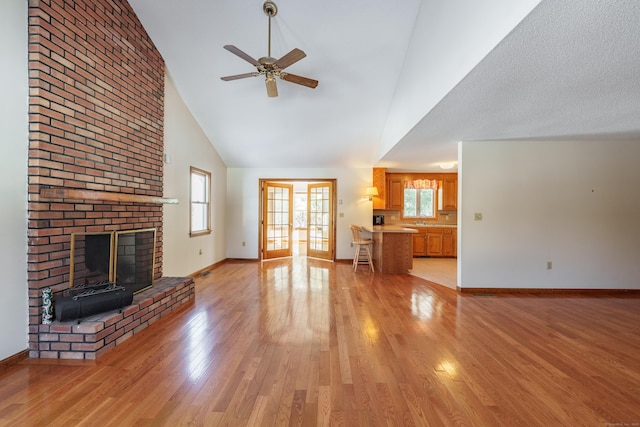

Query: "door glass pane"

xmin=266 ymin=184 xmax=290 ymax=252
xmin=309 ymin=186 xmax=329 ymax=251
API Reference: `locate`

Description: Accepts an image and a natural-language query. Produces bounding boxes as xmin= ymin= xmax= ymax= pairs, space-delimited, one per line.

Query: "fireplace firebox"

xmin=70 ymin=228 xmax=156 ymax=294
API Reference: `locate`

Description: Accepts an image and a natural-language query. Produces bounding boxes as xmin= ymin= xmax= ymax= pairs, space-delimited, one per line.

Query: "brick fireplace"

xmin=27 ymin=0 xmax=193 ymax=359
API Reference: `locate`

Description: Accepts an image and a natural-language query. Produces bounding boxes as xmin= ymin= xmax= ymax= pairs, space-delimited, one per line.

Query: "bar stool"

xmin=350 ymin=224 xmax=374 ymax=272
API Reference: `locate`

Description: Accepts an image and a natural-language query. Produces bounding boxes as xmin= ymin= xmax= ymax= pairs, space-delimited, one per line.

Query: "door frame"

xmin=258 ymin=178 xmax=337 ymax=262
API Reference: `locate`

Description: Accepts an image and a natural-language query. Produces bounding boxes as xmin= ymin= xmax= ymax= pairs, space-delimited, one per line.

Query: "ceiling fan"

xmin=220 ymin=0 xmax=318 ymax=98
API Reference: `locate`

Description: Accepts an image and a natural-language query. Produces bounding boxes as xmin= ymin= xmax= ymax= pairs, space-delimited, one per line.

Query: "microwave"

xmin=373 ymin=215 xmax=384 ymax=225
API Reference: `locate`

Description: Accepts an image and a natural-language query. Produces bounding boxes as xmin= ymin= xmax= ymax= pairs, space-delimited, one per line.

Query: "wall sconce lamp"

xmin=365 ymin=186 xmax=379 ymax=201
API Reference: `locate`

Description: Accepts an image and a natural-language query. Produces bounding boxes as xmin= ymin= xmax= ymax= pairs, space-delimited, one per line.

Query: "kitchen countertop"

xmin=400 ymin=224 xmax=457 ymax=228
xmin=362 ymin=225 xmax=418 ymax=233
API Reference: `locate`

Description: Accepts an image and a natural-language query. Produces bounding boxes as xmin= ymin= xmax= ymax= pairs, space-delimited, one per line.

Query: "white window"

xmin=404 ymin=188 xmax=435 ymax=218
xmin=403 ymin=179 xmax=437 ymax=219
xmin=190 ymin=167 xmax=211 ymax=236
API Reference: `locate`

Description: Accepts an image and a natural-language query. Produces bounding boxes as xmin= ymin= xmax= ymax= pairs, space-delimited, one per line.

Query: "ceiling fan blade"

xmin=220 ymin=72 xmax=260 ymax=81
xmin=274 ymin=48 xmax=306 ymax=70
xmin=223 ymin=45 xmax=260 ymax=67
xmin=281 ymin=73 xmax=318 ymax=89
xmin=266 ymin=77 xmax=278 ymax=97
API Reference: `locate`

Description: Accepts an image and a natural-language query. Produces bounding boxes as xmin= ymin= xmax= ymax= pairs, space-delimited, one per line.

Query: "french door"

xmin=307 ymin=182 xmax=334 ymax=260
xmin=262 ymin=182 xmax=293 ymax=260
xmin=260 ymin=179 xmax=335 ymax=261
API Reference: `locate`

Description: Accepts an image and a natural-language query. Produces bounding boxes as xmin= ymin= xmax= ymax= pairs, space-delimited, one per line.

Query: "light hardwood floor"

xmin=1 ymin=258 xmax=640 ymax=426
xmin=409 ymin=258 xmax=457 ymax=290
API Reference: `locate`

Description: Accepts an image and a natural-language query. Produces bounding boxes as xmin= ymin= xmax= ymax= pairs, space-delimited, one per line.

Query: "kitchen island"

xmin=361 ymin=225 xmax=418 ymax=274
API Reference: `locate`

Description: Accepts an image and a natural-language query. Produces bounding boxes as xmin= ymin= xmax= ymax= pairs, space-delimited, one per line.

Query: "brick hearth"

xmin=37 ymin=277 xmax=194 ymax=360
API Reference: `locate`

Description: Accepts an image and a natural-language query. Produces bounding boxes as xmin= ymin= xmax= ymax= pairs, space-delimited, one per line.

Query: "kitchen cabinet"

xmin=387 ymin=178 xmax=403 ymax=210
xmin=442 ymin=228 xmax=455 ymax=256
xmin=408 ymin=226 xmax=456 ymax=257
xmin=374 ymin=171 xmax=457 ymax=212
xmin=441 ymin=175 xmax=457 ymax=210
xmin=426 ymin=228 xmax=443 ymax=256
xmin=372 ymin=168 xmax=402 ymax=210
xmin=412 ymin=230 xmax=426 ymax=256
xmin=372 ymin=168 xmax=386 ymax=209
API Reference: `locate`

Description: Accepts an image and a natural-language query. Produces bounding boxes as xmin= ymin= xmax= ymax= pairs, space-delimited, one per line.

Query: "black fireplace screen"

xmin=70 ymin=232 xmax=113 ymax=287
xmin=114 ymin=228 xmax=156 ymax=294
xmin=69 ymin=228 xmax=156 ymax=294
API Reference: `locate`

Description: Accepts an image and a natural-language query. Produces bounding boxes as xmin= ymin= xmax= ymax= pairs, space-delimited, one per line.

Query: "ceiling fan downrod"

xmin=263 ymin=1 xmax=277 ymax=58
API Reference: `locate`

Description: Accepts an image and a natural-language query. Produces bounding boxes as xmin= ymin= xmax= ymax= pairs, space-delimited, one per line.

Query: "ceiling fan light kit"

xmin=221 ymin=0 xmax=318 ymax=98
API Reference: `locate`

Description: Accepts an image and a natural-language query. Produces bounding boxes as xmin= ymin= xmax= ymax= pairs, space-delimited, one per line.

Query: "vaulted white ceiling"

xmin=128 ymin=0 xmax=640 ymax=172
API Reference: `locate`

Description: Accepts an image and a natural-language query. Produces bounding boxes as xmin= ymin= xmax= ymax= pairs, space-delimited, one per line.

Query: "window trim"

xmin=190 ymin=166 xmax=211 ymax=237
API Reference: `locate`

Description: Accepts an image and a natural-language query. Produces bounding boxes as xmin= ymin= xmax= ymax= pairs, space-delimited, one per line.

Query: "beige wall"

xmin=459 ymin=139 xmax=640 ymax=289
xmin=226 ymin=168 xmax=373 ymax=260
xmin=0 ymin=1 xmax=29 ymax=360
xmin=163 ymin=74 xmax=227 ymax=276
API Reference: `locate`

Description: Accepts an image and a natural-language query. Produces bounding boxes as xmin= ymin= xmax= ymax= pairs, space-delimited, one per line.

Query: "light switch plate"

xmin=474 ymin=213 xmax=483 ymax=221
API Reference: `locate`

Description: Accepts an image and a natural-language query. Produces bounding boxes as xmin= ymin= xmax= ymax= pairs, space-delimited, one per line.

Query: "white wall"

xmin=459 ymin=140 xmax=640 ymax=289
xmin=0 ymin=0 xmax=29 ymax=360
xmin=227 ymin=168 xmax=372 ymax=260
xmin=163 ymin=74 xmax=227 ymax=276
xmin=379 ymin=0 xmax=541 ymax=159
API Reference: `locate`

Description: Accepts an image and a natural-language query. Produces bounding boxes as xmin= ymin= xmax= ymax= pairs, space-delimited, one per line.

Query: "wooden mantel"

xmin=39 ymin=188 xmax=179 ymax=204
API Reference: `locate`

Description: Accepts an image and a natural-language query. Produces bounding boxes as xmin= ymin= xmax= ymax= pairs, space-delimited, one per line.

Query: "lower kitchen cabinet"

xmin=442 ymin=228 xmax=456 ymax=257
xmin=412 ymin=232 xmax=426 ymax=256
xmin=426 ymin=229 xmax=443 ymax=255
xmin=409 ymin=226 xmax=457 ymax=257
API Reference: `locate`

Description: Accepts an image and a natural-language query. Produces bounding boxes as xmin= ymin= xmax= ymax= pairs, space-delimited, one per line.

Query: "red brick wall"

xmin=27 ymin=0 xmax=165 ymax=357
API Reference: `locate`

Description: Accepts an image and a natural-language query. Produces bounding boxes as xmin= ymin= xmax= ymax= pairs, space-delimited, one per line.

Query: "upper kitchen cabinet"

xmin=372 ymin=168 xmax=402 ymax=210
xmin=373 ymin=169 xmax=458 ymax=212
xmin=387 ymin=178 xmax=403 ymax=210
xmin=372 ymin=168 xmax=386 ymax=209
xmin=387 ymin=178 xmax=404 ymax=210
xmin=441 ymin=174 xmax=458 ymax=211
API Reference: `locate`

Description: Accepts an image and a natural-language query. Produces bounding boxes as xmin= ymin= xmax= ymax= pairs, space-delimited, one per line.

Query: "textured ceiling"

xmin=128 ymin=0 xmax=640 ymax=172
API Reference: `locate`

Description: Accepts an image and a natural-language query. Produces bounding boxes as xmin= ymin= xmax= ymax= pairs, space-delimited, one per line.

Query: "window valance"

xmin=404 ymin=179 xmax=438 ymax=190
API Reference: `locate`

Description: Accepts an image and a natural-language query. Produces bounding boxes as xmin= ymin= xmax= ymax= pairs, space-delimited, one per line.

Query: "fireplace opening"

xmin=69 ymin=228 xmax=156 ymax=294
xmin=70 ymin=232 xmax=114 ymax=287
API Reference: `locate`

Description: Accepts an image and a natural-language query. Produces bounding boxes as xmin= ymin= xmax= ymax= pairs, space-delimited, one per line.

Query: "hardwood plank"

xmin=1 ymin=258 xmax=640 ymax=425
xmin=288 ymin=389 xmax=306 ymax=426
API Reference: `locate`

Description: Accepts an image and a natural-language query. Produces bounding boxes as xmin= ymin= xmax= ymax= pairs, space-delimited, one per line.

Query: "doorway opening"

xmin=292 ymin=188 xmax=307 ymax=256
xmin=259 ymin=178 xmax=336 ymax=262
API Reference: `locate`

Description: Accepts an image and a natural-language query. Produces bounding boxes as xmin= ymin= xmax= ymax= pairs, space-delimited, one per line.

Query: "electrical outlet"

xmin=547 ymin=261 xmax=552 ymax=270
xmin=242 ymin=241 xmax=246 ymax=247
xmin=339 ymin=212 xmax=344 ymax=217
